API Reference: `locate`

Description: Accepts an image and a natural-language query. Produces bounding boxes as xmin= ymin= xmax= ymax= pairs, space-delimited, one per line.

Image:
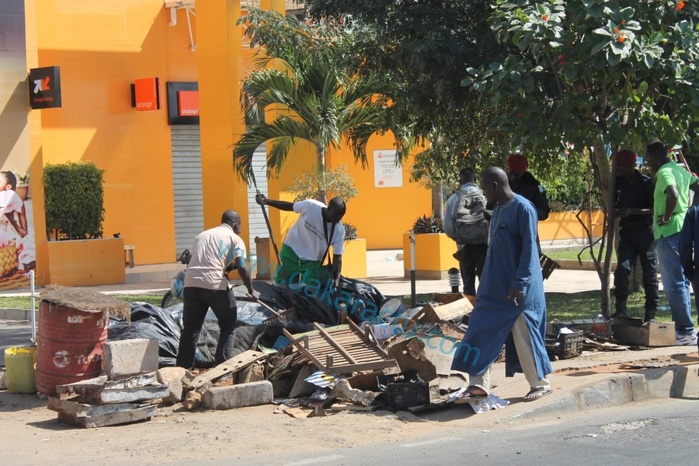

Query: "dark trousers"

xmin=176 ymin=286 xmax=237 ymax=369
xmin=457 ymin=244 xmax=488 ymax=296
xmin=613 ymin=227 xmax=659 ymax=311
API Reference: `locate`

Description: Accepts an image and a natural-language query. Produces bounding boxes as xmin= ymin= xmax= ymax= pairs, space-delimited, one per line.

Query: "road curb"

xmin=0 ymin=309 xmax=34 ymax=321
xmin=511 ymin=363 xmax=699 ymax=420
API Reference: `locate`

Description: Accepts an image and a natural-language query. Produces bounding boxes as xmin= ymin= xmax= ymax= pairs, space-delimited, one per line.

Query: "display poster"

xmin=1 ymin=1 xmax=37 ymax=290
xmin=373 ymin=150 xmax=403 ymax=188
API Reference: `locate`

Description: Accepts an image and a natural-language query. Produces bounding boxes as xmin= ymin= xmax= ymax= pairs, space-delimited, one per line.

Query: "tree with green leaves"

xmin=232 ymin=8 xmax=413 ymax=203
xmin=306 ymin=0 xmax=506 ymax=216
xmin=461 ymin=0 xmax=699 ymax=315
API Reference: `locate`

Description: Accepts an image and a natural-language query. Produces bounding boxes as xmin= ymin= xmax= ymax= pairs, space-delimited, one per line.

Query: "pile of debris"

xmin=47 ymin=339 xmax=185 ymax=428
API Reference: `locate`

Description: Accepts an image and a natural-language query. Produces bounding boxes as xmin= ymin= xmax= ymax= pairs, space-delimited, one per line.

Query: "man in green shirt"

xmin=646 ymin=141 xmax=699 ymax=345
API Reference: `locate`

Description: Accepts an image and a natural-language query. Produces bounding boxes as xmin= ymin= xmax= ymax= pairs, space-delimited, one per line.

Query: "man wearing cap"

xmin=611 ymin=150 xmax=659 ymax=322
xmin=507 ymin=154 xmax=550 ymax=221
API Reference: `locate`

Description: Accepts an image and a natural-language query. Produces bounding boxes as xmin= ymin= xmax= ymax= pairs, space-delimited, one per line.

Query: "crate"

xmin=612 ymin=317 xmax=675 ymax=347
xmin=376 ymin=370 xmax=430 ymax=411
xmin=545 ymin=330 xmax=584 ymax=360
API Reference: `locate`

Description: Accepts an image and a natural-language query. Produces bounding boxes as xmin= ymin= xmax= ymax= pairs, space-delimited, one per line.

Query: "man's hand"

xmin=507 ymin=288 xmax=524 ymax=306
xmin=248 ymin=289 xmax=261 ymax=301
xmin=255 ymin=193 xmax=267 ymax=206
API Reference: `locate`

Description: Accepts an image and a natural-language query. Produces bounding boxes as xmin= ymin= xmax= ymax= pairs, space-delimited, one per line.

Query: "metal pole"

xmin=410 ymin=230 xmax=416 ymax=308
xmin=29 ymin=270 xmax=36 ymax=344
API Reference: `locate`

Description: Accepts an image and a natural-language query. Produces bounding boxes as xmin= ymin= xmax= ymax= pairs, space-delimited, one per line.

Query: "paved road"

xmin=240 ymin=398 xmax=699 ymax=466
xmin=0 ymin=320 xmax=33 ymax=366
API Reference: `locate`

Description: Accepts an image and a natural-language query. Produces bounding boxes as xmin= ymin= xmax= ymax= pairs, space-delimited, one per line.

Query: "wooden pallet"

xmin=283 ymin=320 xmax=398 ymax=375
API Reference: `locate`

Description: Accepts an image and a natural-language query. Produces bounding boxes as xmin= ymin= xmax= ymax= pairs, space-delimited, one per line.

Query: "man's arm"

xmin=532 ymin=185 xmax=550 ymax=221
xmin=658 ymin=185 xmax=679 ymax=226
xmin=255 ymin=193 xmax=294 ymax=211
xmin=443 ymin=195 xmax=456 ymax=239
xmin=680 ymin=207 xmax=696 ymax=281
xmin=331 ymin=253 xmax=342 ymax=286
xmin=234 ymin=256 xmax=260 ymax=300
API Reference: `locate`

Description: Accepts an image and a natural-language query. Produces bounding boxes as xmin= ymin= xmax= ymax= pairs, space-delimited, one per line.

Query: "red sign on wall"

xmin=177 ymin=90 xmax=199 ymax=117
xmin=133 ymin=77 xmax=160 ymax=111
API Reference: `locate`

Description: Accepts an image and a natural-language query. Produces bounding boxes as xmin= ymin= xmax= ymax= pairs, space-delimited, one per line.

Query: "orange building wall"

xmin=28 ymin=1 xmax=199 ymax=274
xmin=329 ymin=135 xmax=432 ymax=249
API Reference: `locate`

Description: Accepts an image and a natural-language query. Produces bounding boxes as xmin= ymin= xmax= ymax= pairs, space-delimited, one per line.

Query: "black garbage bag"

xmin=108 ymin=302 xmax=182 ymax=367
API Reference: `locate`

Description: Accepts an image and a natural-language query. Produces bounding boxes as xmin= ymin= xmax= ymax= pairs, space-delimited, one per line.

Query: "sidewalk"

xmin=0 ymin=249 xmax=603 ymax=301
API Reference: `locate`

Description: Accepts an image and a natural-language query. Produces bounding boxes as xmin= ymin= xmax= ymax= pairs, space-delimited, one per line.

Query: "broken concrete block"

xmin=202 ymin=381 xmax=274 ymax=410
xmin=0 ymin=369 xmax=6 ymax=390
xmin=332 ymin=379 xmax=378 ymax=406
xmin=184 ymin=391 xmax=202 ymax=410
xmin=157 ymin=367 xmax=191 ymax=403
xmin=102 ymin=339 xmax=158 ymax=377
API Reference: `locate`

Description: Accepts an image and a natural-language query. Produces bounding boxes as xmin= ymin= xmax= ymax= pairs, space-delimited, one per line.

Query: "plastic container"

xmin=4 ymin=346 xmax=37 ymax=394
xmin=379 ymin=298 xmax=406 ymax=319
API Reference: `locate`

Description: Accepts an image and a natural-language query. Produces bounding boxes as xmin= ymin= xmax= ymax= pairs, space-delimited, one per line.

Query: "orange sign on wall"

xmin=133 ymin=77 xmax=160 ymax=111
xmin=177 ymin=90 xmax=199 ymax=117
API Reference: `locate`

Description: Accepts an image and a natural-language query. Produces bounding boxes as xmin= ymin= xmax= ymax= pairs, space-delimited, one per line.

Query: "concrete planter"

xmin=341 ymin=238 xmax=367 ymax=279
xmin=402 ymin=232 xmax=459 ymax=279
xmin=45 ymin=238 xmax=125 ymax=286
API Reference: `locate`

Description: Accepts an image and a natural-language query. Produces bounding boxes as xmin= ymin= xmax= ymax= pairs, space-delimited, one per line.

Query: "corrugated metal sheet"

xmin=171 ymin=126 xmax=204 ymax=260
xmin=247 ymin=143 xmax=269 ymax=258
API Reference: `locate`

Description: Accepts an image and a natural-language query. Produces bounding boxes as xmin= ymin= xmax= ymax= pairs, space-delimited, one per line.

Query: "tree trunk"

xmin=317 ymin=146 xmax=328 ymax=204
xmin=432 ymin=185 xmax=444 ymax=224
xmin=592 ymin=137 xmax=615 ymax=318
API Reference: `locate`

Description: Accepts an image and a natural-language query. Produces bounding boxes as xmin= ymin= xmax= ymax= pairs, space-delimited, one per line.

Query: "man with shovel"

xmin=255 ymin=194 xmax=346 ymax=287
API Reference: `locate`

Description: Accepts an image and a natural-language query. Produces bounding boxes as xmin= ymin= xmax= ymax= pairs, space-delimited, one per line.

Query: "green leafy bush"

xmin=44 ymin=162 xmax=105 ymax=240
xmin=412 ymin=215 xmax=444 ymax=234
xmin=344 ymin=222 xmax=358 ymax=241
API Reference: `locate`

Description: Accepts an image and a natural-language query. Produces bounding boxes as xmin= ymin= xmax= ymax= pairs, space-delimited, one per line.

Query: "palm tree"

xmin=233 ymin=8 xmax=413 ymax=203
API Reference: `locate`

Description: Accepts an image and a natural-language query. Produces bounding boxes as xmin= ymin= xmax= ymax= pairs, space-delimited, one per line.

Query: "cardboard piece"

xmin=413 ymin=297 xmax=474 ymax=324
xmin=612 ymin=318 xmax=675 ymax=347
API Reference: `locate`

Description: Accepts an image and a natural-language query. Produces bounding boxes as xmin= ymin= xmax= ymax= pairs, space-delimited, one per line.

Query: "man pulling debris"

xmin=256 ymin=194 xmax=346 ymax=287
xmin=176 ymin=210 xmax=259 ymax=369
xmin=451 ymin=167 xmax=553 ymax=403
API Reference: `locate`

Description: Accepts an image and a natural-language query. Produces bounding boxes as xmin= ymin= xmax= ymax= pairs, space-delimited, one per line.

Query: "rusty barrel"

xmin=35 ymin=300 xmax=108 ymax=396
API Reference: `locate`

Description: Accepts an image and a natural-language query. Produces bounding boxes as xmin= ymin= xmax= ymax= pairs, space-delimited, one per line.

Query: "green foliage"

xmin=412 ymin=215 xmax=444 ymax=234
xmin=233 ymin=8 xmax=413 ymax=198
xmin=44 ymin=161 xmax=105 ymax=240
xmin=284 ymin=165 xmax=358 ymax=202
xmin=466 ymin=0 xmax=699 ymax=153
xmin=343 ymin=222 xmax=358 ymax=241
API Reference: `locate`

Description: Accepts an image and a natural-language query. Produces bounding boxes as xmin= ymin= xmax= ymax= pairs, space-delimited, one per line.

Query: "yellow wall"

xmin=538 ymin=211 xmax=605 ymax=241
xmin=27 ymin=1 xmax=202 ymax=283
xmin=329 ymin=135 xmax=432 ymax=249
xmin=17 ymin=0 xmax=433 ymax=287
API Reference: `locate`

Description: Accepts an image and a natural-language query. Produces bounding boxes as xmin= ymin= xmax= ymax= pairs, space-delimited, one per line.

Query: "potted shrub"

xmin=403 ymin=215 xmax=459 ymax=279
xmin=43 ymin=161 xmax=124 ymax=286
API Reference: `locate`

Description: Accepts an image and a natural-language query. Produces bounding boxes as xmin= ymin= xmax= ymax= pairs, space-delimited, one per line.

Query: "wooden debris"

xmin=284 ymin=321 xmax=398 ymax=375
xmin=187 ymin=350 xmax=268 ymax=389
xmin=412 ymin=298 xmax=473 ymax=324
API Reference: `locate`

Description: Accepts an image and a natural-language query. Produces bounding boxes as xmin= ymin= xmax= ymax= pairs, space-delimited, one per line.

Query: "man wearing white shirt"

xmin=255 ymin=195 xmax=346 ymax=287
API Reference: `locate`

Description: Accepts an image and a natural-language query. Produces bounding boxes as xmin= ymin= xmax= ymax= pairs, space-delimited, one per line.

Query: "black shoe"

xmin=643 ymin=309 xmax=657 ymax=323
xmin=610 ymin=310 xmax=628 ymax=319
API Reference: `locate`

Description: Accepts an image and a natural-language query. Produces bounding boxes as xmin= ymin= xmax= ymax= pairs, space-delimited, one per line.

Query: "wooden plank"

xmin=187 ymin=350 xmax=267 ymax=389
